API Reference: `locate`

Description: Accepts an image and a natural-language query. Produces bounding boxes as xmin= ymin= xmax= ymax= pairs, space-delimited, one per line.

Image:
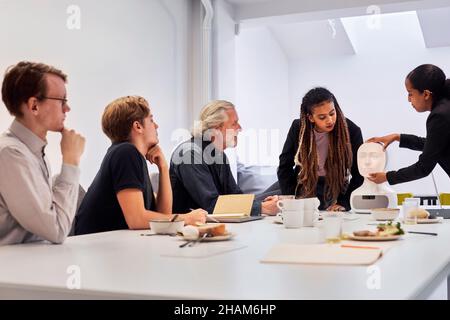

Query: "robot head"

xmin=357 ymin=142 xmax=386 ymax=178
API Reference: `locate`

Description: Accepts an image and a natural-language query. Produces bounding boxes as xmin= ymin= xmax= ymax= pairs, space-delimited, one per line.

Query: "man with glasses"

xmin=0 ymin=61 xmax=85 ymax=245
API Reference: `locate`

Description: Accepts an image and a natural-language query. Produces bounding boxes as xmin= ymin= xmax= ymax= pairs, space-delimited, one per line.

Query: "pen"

xmin=206 ymin=215 xmax=221 ymax=223
xmin=190 ymin=208 xmax=220 ymax=223
xmin=407 ymin=231 xmax=438 ymax=236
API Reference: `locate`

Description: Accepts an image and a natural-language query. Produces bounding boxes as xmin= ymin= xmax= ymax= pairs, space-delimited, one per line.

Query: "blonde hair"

xmin=102 ymin=95 xmax=150 ymax=143
xmin=192 ymin=100 xmax=235 ymax=138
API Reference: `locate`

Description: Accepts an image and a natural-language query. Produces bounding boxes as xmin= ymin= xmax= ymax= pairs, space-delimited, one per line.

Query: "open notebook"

xmin=211 ymin=194 xmax=264 ymax=223
xmin=261 ymin=243 xmax=385 ymax=266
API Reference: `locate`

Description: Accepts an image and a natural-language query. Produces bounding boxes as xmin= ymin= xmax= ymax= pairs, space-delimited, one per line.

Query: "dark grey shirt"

xmin=170 ymin=137 xmax=260 ymax=215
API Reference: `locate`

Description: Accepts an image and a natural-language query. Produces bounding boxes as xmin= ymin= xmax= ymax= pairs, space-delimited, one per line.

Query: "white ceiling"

xmin=225 ymin=0 xmax=450 ymax=60
xmin=269 ymin=19 xmax=355 ymax=60
xmin=227 ymin=0 xmax=450 ymax=22
xmin=417 ymin=7 xmax=450 ymax=48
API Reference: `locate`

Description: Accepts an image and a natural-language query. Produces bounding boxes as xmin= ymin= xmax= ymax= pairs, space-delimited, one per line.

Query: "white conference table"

xmin=0 ymin=213 xmax=449 ymax=300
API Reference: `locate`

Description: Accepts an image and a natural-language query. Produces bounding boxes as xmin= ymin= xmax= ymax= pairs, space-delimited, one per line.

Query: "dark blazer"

xmin=170 ymin=138 xmax=261 ymax=216
xmin=387 ymin=98 xmax=450 ymax=184
xmin=277 ymin=118 xmax=364 ymax=210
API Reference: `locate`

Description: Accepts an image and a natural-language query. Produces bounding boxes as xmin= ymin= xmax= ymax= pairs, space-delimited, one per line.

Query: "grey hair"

xmin=192 ymin=100 xmax=235 ymax=138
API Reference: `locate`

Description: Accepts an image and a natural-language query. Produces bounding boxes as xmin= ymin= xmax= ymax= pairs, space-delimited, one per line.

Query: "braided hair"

xmin=294 ymin=87 xmax=352 ymax=203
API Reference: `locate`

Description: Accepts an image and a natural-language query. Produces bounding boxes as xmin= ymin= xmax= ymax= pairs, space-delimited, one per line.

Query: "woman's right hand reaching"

xmin=367 ymin=133 xmax=400 ymax=150
xmin=183 ymin=209 xmax=207 ymax=226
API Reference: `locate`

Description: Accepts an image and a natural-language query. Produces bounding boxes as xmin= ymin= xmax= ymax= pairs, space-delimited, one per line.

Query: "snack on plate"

xmin=196 ymin=223 xmax=227 ymax=237
xmin=408 ymin=208 xmax=430 ymax=219
xmin=353 ymin=221 xmax=404 ymax=237
xmin=353 ymin=230 xmax=377 ymax=237
xmin=181 ymin=225 xmax=200 ymax=240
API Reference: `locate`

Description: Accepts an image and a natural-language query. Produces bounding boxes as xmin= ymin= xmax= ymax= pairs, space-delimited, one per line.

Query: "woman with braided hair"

xmin=278 ymin=87 xmax=364 ymax=211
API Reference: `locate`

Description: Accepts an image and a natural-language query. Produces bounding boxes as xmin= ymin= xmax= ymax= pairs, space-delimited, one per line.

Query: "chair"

xmin=439 ymin=193 xmax=450 ymax=205
xmin=397 ymin=193 xmax=413 ymax=205
xmin=68 ymin=184 xmax=86 ymax=236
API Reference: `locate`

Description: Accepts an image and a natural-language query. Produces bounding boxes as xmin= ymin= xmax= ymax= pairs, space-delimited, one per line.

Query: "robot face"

xmin=357 ymin=142 xmax=386 ymax=178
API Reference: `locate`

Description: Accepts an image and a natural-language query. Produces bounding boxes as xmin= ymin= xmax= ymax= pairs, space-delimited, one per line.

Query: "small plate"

xmin=273 ymin=215 xmax=323 ymax=224
xmin=373 ymin=217 xmax=398 ymax=221
xmin=401 ymin=217 xmax=444 ymax=224
xmin=273 ymin=217 xmax=283 ymax=224
xmin=417 ymin=217 xmax=444 ymax=224
xmin=182 ymin=232 xmax=234 ymax=242
xmin=348 ymin=234 xmax=402 ymax=241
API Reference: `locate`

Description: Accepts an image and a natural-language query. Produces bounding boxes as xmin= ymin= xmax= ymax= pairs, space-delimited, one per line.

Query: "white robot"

xmin=350 ymin=142 xmax=397 ymax=213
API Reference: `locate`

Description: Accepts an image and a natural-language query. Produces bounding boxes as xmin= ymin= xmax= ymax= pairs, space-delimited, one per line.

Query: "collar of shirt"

xmin=9 ymin=119 xmax=48 ymax=158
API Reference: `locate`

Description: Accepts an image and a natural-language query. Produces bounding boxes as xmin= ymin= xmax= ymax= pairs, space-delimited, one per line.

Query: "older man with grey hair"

xmin=170 ymin=100 xmax=279 ymax=216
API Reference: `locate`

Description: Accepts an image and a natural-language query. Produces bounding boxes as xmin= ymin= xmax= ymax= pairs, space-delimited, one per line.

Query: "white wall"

xmin=212 ymin=0 xmax=236 ymax=102
xmin=233 ymin=10 xmax=450 ymax=195
xmin=235 ymin=26 xmax=290 ymax=167
xmin=0 ymin=0 xmax=193 ymax=188
xmin=289 ymin=11 xmax=450 ymax=194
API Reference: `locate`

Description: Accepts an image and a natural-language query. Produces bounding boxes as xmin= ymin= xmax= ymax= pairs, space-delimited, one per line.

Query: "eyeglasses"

xmin=39 ymin=96 xmax=68 ymax=108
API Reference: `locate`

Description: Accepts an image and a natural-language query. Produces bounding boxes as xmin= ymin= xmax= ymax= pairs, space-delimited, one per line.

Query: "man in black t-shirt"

xmin=75 ymin=96 xmax=206 ymax=235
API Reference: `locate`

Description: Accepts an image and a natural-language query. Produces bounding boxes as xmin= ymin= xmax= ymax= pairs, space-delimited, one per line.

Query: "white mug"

xmin=302 ymin=198 xmax=320 ymax=227
xmin=303 ymin=197 xmax=321 ymax=210
xmin=303 ymin=210 xmax=318 ymax=227
xmin=277 ymin=199 xmax=304 ymax=212
xmin=282 ymin=210 xmax=304 ymax=229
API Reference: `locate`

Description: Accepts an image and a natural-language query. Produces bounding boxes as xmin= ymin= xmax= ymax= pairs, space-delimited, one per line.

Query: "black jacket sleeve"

xmin=337 ymin=119 xmax=364 ymax=210
xmin=277 ymin=120 xmax=300 ymax=195
xmin=387 ymin=112 xmax=449 ymax=185
xmin=399 ymin=134 xmax=426 ymax=151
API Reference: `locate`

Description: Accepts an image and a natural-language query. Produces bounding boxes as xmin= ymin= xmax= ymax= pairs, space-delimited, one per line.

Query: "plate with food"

xmin=180 ymin=223 xmax=234 ymax=242
xmin=349 ymin=221 xmax=404 ymax=241
xmin=401 ymin=208 xmax=444 ymax=224
xmin=415 ymin=217 xmax=444 ymax=224
xmin=197 ymin=232 xmax=234 ymax=242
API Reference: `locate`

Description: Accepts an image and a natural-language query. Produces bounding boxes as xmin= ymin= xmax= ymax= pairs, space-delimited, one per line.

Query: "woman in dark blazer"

xmin=368 ymin=64 xmax=450 ymax=185
xmin=278 ymin=87 xmax=364 ymax=211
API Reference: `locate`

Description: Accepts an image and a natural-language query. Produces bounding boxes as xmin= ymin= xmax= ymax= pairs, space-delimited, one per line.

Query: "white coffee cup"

xmin=302 ymin=198 xmax=320 ymax=227
xmin=281 ymin=210 xmax=304 ymax=229
xmin=277 ymin=199 xmax=304 ymax=212
xmin=303 ymin=197 xmax=320 ymax=211
xmin=277 ymin=197 xmax=320 ymax=227
xmin=303 ymin=210 xmax=318 ymax=227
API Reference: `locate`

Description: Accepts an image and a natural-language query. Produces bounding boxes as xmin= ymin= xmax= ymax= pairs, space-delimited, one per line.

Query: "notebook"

xmin=211 ymin=194 xmax=263 ymax=223
xmin=261 ymin=243 xmax=384 ymax=266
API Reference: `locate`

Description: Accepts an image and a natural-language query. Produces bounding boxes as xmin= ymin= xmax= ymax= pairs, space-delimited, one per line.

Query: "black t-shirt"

xmin=75 ymin=142 xmax=156 ymax=235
